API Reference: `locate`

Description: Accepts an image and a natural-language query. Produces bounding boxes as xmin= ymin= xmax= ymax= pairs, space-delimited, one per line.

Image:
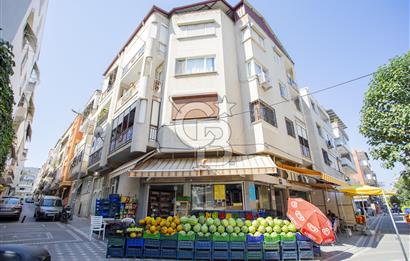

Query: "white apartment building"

xmin=352 ymin=150 xmax=378 ymax=186
xmin=14 ymin=166 xmax=39 ymax=198
xmin=0 ymin=0 xmax=48 ymax=195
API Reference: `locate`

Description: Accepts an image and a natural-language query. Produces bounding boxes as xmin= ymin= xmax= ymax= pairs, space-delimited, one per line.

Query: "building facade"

xmin=14 ymin=167 xmax=39 ymax=198
xmin=34 ymin=0 xmax=359 ymax=221
xmin=352 ymin=150 xmax=378 ymax=186
xmin=0 ymin=0 xmax=48 ymax=195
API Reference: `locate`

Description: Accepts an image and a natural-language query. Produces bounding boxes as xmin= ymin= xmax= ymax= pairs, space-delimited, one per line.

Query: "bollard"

xmin=21 ymin=215 xmax=26 ymax=223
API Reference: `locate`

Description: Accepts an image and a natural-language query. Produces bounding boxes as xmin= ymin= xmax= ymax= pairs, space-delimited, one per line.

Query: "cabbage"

xmin=241 ymin=226 xmax=249 ymax=233
xmin=179 ymin=231 xmax=186 ymax=236
xmin=252 ymin=220 xmax=259 ymax=228
xmin=222 ymin=219 xmax=229 ymax=227
xmin=258 ymin=226 xmax=266 ymax=234
xmin=228 ymin=218 xmax=236 ymax=227
xmin=180 ymin=216 xmax=189 ymax=224
xmin=274 ymin=219 xmax=283 ymax=227
xmin=206 ymin=218 xmax=214 ymax=226
xmin=193 ymin=224 xmax=201 ymax=233
xmin=226 ymin=225 xmax=234 ymax=233
xmin=214 ymin=232 xmax=220 ymax=237
xmin=245 ymin=220 xmax=252 ymax=227
xmin=267 ymin=220 xmax=274 ymax=227
xmin=234 ymin=226 xmax=241 ymax=234
xmin=238 ymin=232 xmax=245 ymax=237
xmin=273 ymin=225 xmax=281 ymax=233
xmin=221 ymin=232 xmax=228 ymax=237
xmin=197 ymin=232 xmax=204 ymax=237
xmin=198 ymin=216 xmax=206 ymax=225
xmin=264 ymin=233 xmax=270 ymax=237
xmin=254 ymin=231 xmax=261 ymax=237
xmin=248 ymin=226 xmax=256 ymax=234
xmin=209 ymin=225 xmax=217 ymax=233
xmin=287 ymin=232 xmax=295 ymax=237
xmin=281 ymin=225 xmax=288 ymax=233
xmin=201 ymin=224 xmax=208 ymax=233
xmin=231 ymin=232 xmax=238 ymax=237
xmin=214 ymin=218 xmax=221 ymax=226
xmin=288 ymin=224 xmax=296 ymax=232
xmin=184 ymin=223 xmax=192 ymax=232
xmin=260 ymin=219 xmax=268 ymax=227
xmin=187 ymin=231 xmax=195 ymax=236
xmin=205 ymin=232 xmax=210 ymax=237
xmin=236 ymin=218 xmax=244 ymax=227
xmin=283 ymin=220 xmax=290 ymax=225
xmin=257 ymin=217 xmax=264 ymax=223
xmin=266 ymin=226 xmax=273 ymax=233
xmin=217 ymin=225 xmax=225 ymax=234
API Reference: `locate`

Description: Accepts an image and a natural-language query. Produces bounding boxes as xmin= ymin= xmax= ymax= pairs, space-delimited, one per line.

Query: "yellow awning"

xmin=337 ymin=185 xmax=387 ymax=196
xmin=129 ymin=155 xmax=277 ymax=178
xmin=276 ymin=162 xmax=349 ymax=186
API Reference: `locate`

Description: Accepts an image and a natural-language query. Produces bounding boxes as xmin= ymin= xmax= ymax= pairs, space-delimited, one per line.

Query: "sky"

xmin=25 ymin=0 xmax=409 ymax=188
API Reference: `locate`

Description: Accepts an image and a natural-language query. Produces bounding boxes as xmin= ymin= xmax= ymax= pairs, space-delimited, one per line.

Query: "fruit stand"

xmin=105 ymin=213 xmax=320 ymax=260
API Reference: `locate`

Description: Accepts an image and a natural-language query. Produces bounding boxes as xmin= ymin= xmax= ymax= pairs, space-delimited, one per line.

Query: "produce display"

xmin=126 ymin=223 xmax=143 ymax=238
xmin=138 ymin=214 xmax=297 ymax=240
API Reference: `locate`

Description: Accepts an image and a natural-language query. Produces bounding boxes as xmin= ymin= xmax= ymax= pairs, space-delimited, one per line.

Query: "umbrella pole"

xmin=382 ymin=190 xmax=408 ymax=261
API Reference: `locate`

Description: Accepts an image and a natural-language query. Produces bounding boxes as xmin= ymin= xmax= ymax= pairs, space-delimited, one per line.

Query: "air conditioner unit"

xmin=257 ymin=73 xmax=272 ymax=90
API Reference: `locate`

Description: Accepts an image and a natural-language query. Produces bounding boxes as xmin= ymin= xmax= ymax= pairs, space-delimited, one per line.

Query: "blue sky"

xmin=26 ymin=0 xmax=409 ymax=188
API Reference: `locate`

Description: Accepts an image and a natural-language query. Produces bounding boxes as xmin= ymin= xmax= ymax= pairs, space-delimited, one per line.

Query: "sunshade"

xmin=287 ymin=198 xmax=335 ymax=245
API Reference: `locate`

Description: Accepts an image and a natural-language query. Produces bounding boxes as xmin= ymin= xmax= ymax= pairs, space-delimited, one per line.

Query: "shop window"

xmin=191 ymin=183 xmax=243 ymax=210
xmin=255 ymin=184 xmax=272 ymax=211
xmin=289 ymin=190 xmax=309 ymax=201
xmin=250 ymin=100 xmax=277 ymax=127
xmin=148 ymin=185 xmax=182 ymax=217
xmin=171 ymin=93 xmax=219 ymax=121
xmin=274 ymin=188 xmax=285 ymax=218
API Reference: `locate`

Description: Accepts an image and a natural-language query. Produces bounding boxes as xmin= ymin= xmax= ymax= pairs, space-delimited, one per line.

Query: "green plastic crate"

xmin=178 ymin=233 xmax=196 ymax=241
xmin=264 ymin=234 xmax=281 ymax=242
xmin=212 ymin=234 xmax=230 ymax=241
xmin=263 ymin=241 xmax=280 ymax=251
xmin=280 ymin=234 xmax=296 ymax=241
xmin=229 ymin=234 xmax=246 ymax=242
xmin=160 ymin=233 xmax=178 ymax=240
xmin=143 ymin=232 xmax=160 ymax=240
xmin=107 ymin=237 xmax=126 ymax=247
xmin=195 ymin=234 xmax=212 ymax=241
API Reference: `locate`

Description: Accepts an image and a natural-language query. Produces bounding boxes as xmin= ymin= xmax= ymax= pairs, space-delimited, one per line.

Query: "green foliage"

xmin=394 ymin=170 xmax=410 ymax=207
xmin=0 ymin=39 xmax=15 ymax=174
xmin=360 ymin=51 xmax=410 ymax=169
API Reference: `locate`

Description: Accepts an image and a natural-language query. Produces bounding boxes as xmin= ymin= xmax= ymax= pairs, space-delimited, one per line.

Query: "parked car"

xmin=0 ymin=244 xmax=50 ymax=261
xmin=0 ymin=197 xmax=23 ymax=221
xmin=24 ymin=197 xmax=34 ymax=203
xmin=34 ymin=196 xmax=63 ymax=221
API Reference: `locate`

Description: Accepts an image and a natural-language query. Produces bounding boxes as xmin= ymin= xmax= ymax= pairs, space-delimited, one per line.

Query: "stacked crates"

xmin=296 ymin=232 xmax=315 ymax=260
xmin=143 ymin=233 xmax=161 ymax=258
xmin=246 ymin=235 xmax=264 ymax=260
xmin=160 ymin=234 xmax=178 ymax=259
xmin=195 ymin=235 xmax=212 ymax=260
xmin=125 ymin=238 xmax=143 ymax=258
xmin=95 ymin=199 xmax=109 ymax=217
xmin=263 ymin=236 xmax=281 ymax=260
xmin=106 ymin=237 xmax=125 ymax=258
xmin=212 ymin=235 xmax=230 ymax=260
xmin=229 ymin=235 xmax=246 ymax=260
xmin=177 ymin=233 xmax=195 ymax=260
xmin=281 ymin=236 xmax=298 ymax=261
xmin=108 ymin=194 xmax=120 ymax=218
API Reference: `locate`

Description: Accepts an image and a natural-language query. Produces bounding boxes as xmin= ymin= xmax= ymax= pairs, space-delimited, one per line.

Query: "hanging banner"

xmin=214 ymin=185 xmax=226 ymax=200
xmin=249 ymin=183 xmax=257 ymax=201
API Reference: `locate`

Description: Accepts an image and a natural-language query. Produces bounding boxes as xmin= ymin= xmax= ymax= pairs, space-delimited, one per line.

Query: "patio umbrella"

xmin=287 ymin=198 xmax=335 ymax=244
xmin=336 ymin=185 xmax=408 ymax=261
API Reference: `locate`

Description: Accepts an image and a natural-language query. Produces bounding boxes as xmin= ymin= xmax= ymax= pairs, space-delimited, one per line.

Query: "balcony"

xmin=149 ymin=125 xmax=158 ymax=142
xmin=14 ymin=104 xmax=28 ymax=124
xmin=109 ymin=126 xmax=133 ymax=154
xmin=24 ymin=23 xmax=37 ymax=51
xmin=117 ymin=83 xmax=138 ymax=110
xmin=88 ymin=148 xmax=102 ymax=166
xmin=122 ymin=45 xmax=145 ymax=78
xmin=96 ymin=108 xmax=109 ymax=126
xmin=287 ymin=74 xmax=297 ymax=88
xmin=341 ymin=157 xmax=356 ymax=174
xmin=335 ymin=137 xmax=350 ymax=154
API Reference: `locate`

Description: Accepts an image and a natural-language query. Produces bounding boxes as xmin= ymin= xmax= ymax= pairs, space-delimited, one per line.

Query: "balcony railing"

xmin=88 ymin=148 xmax=102 ymax=166
xmin=153 ymin=79 xmax=162 ymax=92
xmin=287 ymin=75 xmax=297 ymax=87
xmin=300 ymin=145 xmax=311 ymax=159
xmin=109 ymin=127 xmax=133 ymax=153
xmin=149 ymin=125 xmax=158 ymax=142
xmin=117 ymin=85 xmax=137 ymax=109
xmin=122 ymin=45 xmax=145 ymax=77
xmin=341 ymin=157 xmax=356 ymax=171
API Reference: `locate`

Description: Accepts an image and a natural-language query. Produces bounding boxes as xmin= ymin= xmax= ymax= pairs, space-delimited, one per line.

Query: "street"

xmin=1 ymin=203 xmax=409 ymax=260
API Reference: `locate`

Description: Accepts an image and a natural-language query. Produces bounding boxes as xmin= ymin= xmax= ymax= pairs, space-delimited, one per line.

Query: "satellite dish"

xmin=93 ymin=126 xmax=105 ymax=140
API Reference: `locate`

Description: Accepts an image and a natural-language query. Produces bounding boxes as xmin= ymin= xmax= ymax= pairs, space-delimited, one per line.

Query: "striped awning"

xmin=276 ymin=162 xmax=349 ymax=187
xmin=129 ymin=155 xmax=277 ymax=178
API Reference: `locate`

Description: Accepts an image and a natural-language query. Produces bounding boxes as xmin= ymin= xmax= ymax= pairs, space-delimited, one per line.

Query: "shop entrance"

xmin=147 ymin=185 xmax=183 ymax=217
xmin=274 ymin=188 xmax=285 ymax=218
xmin=289 ymin=189 xmax=310 ymax=201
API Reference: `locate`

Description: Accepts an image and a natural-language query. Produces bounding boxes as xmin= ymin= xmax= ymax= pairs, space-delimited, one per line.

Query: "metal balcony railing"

xmin=88 ymin=148 xmax=102 ymax=166
xmin=149 ymin=125 xmax=158 ymax=141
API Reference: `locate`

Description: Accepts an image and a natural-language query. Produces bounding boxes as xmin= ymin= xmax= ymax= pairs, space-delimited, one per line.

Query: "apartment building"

xmin=34 ymin=0 xmax=355 ymax=220
xmin=352 ymin=150 xmax=378 ymax=186
xmin=0 ymin=0 xmax=48 ymax=195
xmin=14 ymin=167 xmax=39 ymax=198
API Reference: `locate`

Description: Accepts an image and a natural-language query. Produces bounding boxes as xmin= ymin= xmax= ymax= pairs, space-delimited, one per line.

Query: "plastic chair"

xmin=90 ymin=215 xmax=107 ymax=241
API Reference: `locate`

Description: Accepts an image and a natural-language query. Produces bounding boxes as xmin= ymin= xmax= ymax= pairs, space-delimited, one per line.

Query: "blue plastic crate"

xmin=161 ymin=248 xmax=177 ymax=259
xmin=264 ymin=241 xmax=280 ymax=251
xmin=177 ymin=249 xmax=194 ymax=260
xmin=143 ymin=247 xmax=161 ymax=258
xmin=313 ymin=245 xmax=321 ymax=257
xmin=299 ymin=249 xmax=314 ymax=260
xmin=297 ymin=241 xmax=313 ymax=250
xmin=195 ymin=250 xmax=212 ymax=260
xmin=247 ymin=234 xmax=264 ymax=242
xmin=125 ymin=247 xmax=143 ymax=258
xmin=178 ymin=240 xmax=194 ymax=250
xmin=144 ymin=238 xmax=161 ymax=248
xmin=161 ymin=239 xmax=178 ymax=249
xmin=126 ymin=238 xmax=144 ymax=247
xmin=213 ymin=241 xmax=229 ymax=250
xmin=264 ymin=250 xmax=281 ymax=260
xmin=195 ymin=240 xmax=212 ymax=250
xmin=247 ymin=241 xmax=263 ymax=251
xmin=247 ymin=251 xmax=263 ymax=260
xmin=230 ymin=250 xmax=246 ymax=260
xmin=230 ymin=241 xmax=246 ymax=250
xmin=212 ymin=250 xmax=229 ymax=260
xmin=281 ymin=240 xmax=297 ymax=250
xmin=106 ymin=246 xmax=124 ymax=258
xmin=296 ymin=232 xmax=311 ymax=241
xmin=281 ymin=249 xmax=298 ymax=260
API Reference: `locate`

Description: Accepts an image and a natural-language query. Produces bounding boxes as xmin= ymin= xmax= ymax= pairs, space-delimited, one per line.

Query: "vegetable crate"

xmin=177 ymin=240 xmax=194 ymax=260
xmin=195 ymin=250 xmax=212 ymax=260
xmin=230 ymin=241 xmax=246 ymax=261
xmin=212 ymin=250 xmax=230 ymax=260
xmin=297 ymin=241 xmax=313 ymax=260
xmin=246 ymin=250 xmax=263 ymax=260
xmin=143 ymin=238 xmax=161 ymax=258
xmin=106 ymin=237 xmax=125 ymax=258
xmin=125 ymin=238 xmax=143 ymax=258
xmin=281 ymin=240 xmax=297 ymax=261
xmin=264 ymin=250 xmax=281 ymax=261
xmin=160 ymin=234 xmax=178 ymax=259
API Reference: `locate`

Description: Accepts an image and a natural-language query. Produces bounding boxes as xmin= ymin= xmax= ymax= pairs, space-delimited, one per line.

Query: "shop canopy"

xmin=276 ymin=162 xmax=349 ymax=187
xmin=128 ymin=155 xmax=277 ymax=178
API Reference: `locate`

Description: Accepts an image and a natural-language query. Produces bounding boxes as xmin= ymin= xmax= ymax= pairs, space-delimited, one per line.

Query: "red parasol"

xmin=287 ymin=198 xmax=335 ymax=244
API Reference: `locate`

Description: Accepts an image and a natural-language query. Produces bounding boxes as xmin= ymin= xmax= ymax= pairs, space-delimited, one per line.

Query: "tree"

xmin=360 ymin=51 xmax=410 ymax=169
xmin=0 ymin=39 xmax=15 ymax=175
xmin=394 ymin=171 xmax=410 ymax=207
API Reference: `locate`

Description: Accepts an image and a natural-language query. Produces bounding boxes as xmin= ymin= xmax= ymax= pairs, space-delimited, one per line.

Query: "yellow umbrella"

xmin=336 ymin=185 xmax=408 ymax=261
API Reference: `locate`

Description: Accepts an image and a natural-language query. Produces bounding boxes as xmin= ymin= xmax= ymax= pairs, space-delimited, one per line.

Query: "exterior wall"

xmin=14 ymin=167 xmax=39 ymax=198
xmin=0 ymin=0 xmax=48 ymax=193
xmin=352 ymin=150 xmax=378 ymax=186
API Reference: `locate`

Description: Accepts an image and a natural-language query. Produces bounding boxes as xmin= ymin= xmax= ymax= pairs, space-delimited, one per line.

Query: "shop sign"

xmin=214 ymin=185 xmax=226 ymax=200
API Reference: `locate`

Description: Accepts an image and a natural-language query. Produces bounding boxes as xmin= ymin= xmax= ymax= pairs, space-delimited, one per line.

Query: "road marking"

xmin=0 ymin=232 xmax=53 ymax=243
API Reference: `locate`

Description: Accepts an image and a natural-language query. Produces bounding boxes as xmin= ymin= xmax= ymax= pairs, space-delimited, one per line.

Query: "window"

xmin=179 ymin=22 xmax=215 ymax=37
xmin=294 ymin=97 xmax=301 ymax=112
xmin=322 ymin=149 xmax=332 ymax=166
xmin=109 ymin=102 xmax=137 ymax=153
xmin=252 ymin=29 xmax=264 ymax=47
xmin=175 ymin=57 xmax=215 ymax=75
xmin=241 ymin=26 xmax=264 ymax=47
xmin=255 ymin=184 xmax=272 ymax=210
xmin=279 ymin=82 xmax=288 ymax=99
xmin=316 ymin=123 xmax=323 ymax=138
xmin=250 ymin=100 xmax=277 ymax=127
xmin=285 ymin=118 xmax=296 ymax=138
xmin=296 ymin=123 xmax=310 ymax=158
xmin=171 ymin=93 xmax=219 ymax=120
xmin=246 ymin=60 xmax=268 ymax=78
xmin=241 ymin=26 xmax=251 ymax=41
xmin=191 ymin=184 xmax=243 ymax=210
xmin=273 ymin=47 xmax=282 ymax=64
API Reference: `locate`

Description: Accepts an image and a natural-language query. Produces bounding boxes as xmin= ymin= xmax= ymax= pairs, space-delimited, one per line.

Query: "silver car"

xmin=34 ymin=196 xmax=63 ymax=221
xmin=0 ymin=197 xmax=23 ymax=221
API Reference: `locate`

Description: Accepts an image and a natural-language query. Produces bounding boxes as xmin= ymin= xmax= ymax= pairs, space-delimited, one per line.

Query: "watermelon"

xmin=217 ymin=225 xmax=225 ymax=234
xmin=241 ymin=226 xmax=249 ymax=233
xmin=206 ymin=218 xmax=214 ymax=226
xmin=234 ymin=226 xmax=241 ymax=234
xmin=209 ymin=225 xmax=217 ymax=233
xmin=201 ymin=224 xmax=208 ymax=233
xmin=245 ymin=220 xmax=252 ymax=227
xmin=226 ymin=226 xmax=234 ymax=234
xmin=194 ymin=224 xmax=201 ymax=233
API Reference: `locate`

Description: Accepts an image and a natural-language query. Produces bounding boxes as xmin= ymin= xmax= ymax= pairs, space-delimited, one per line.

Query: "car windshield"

xmin=0 ymin=198 xmax=19 ymax=205
xmin=41 ymin=199 xmax=62 ymax=207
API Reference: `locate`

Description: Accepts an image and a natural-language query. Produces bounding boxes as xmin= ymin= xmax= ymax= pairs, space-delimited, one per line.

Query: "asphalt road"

xmin=1 ymin=203 xmax=409 ymax=260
